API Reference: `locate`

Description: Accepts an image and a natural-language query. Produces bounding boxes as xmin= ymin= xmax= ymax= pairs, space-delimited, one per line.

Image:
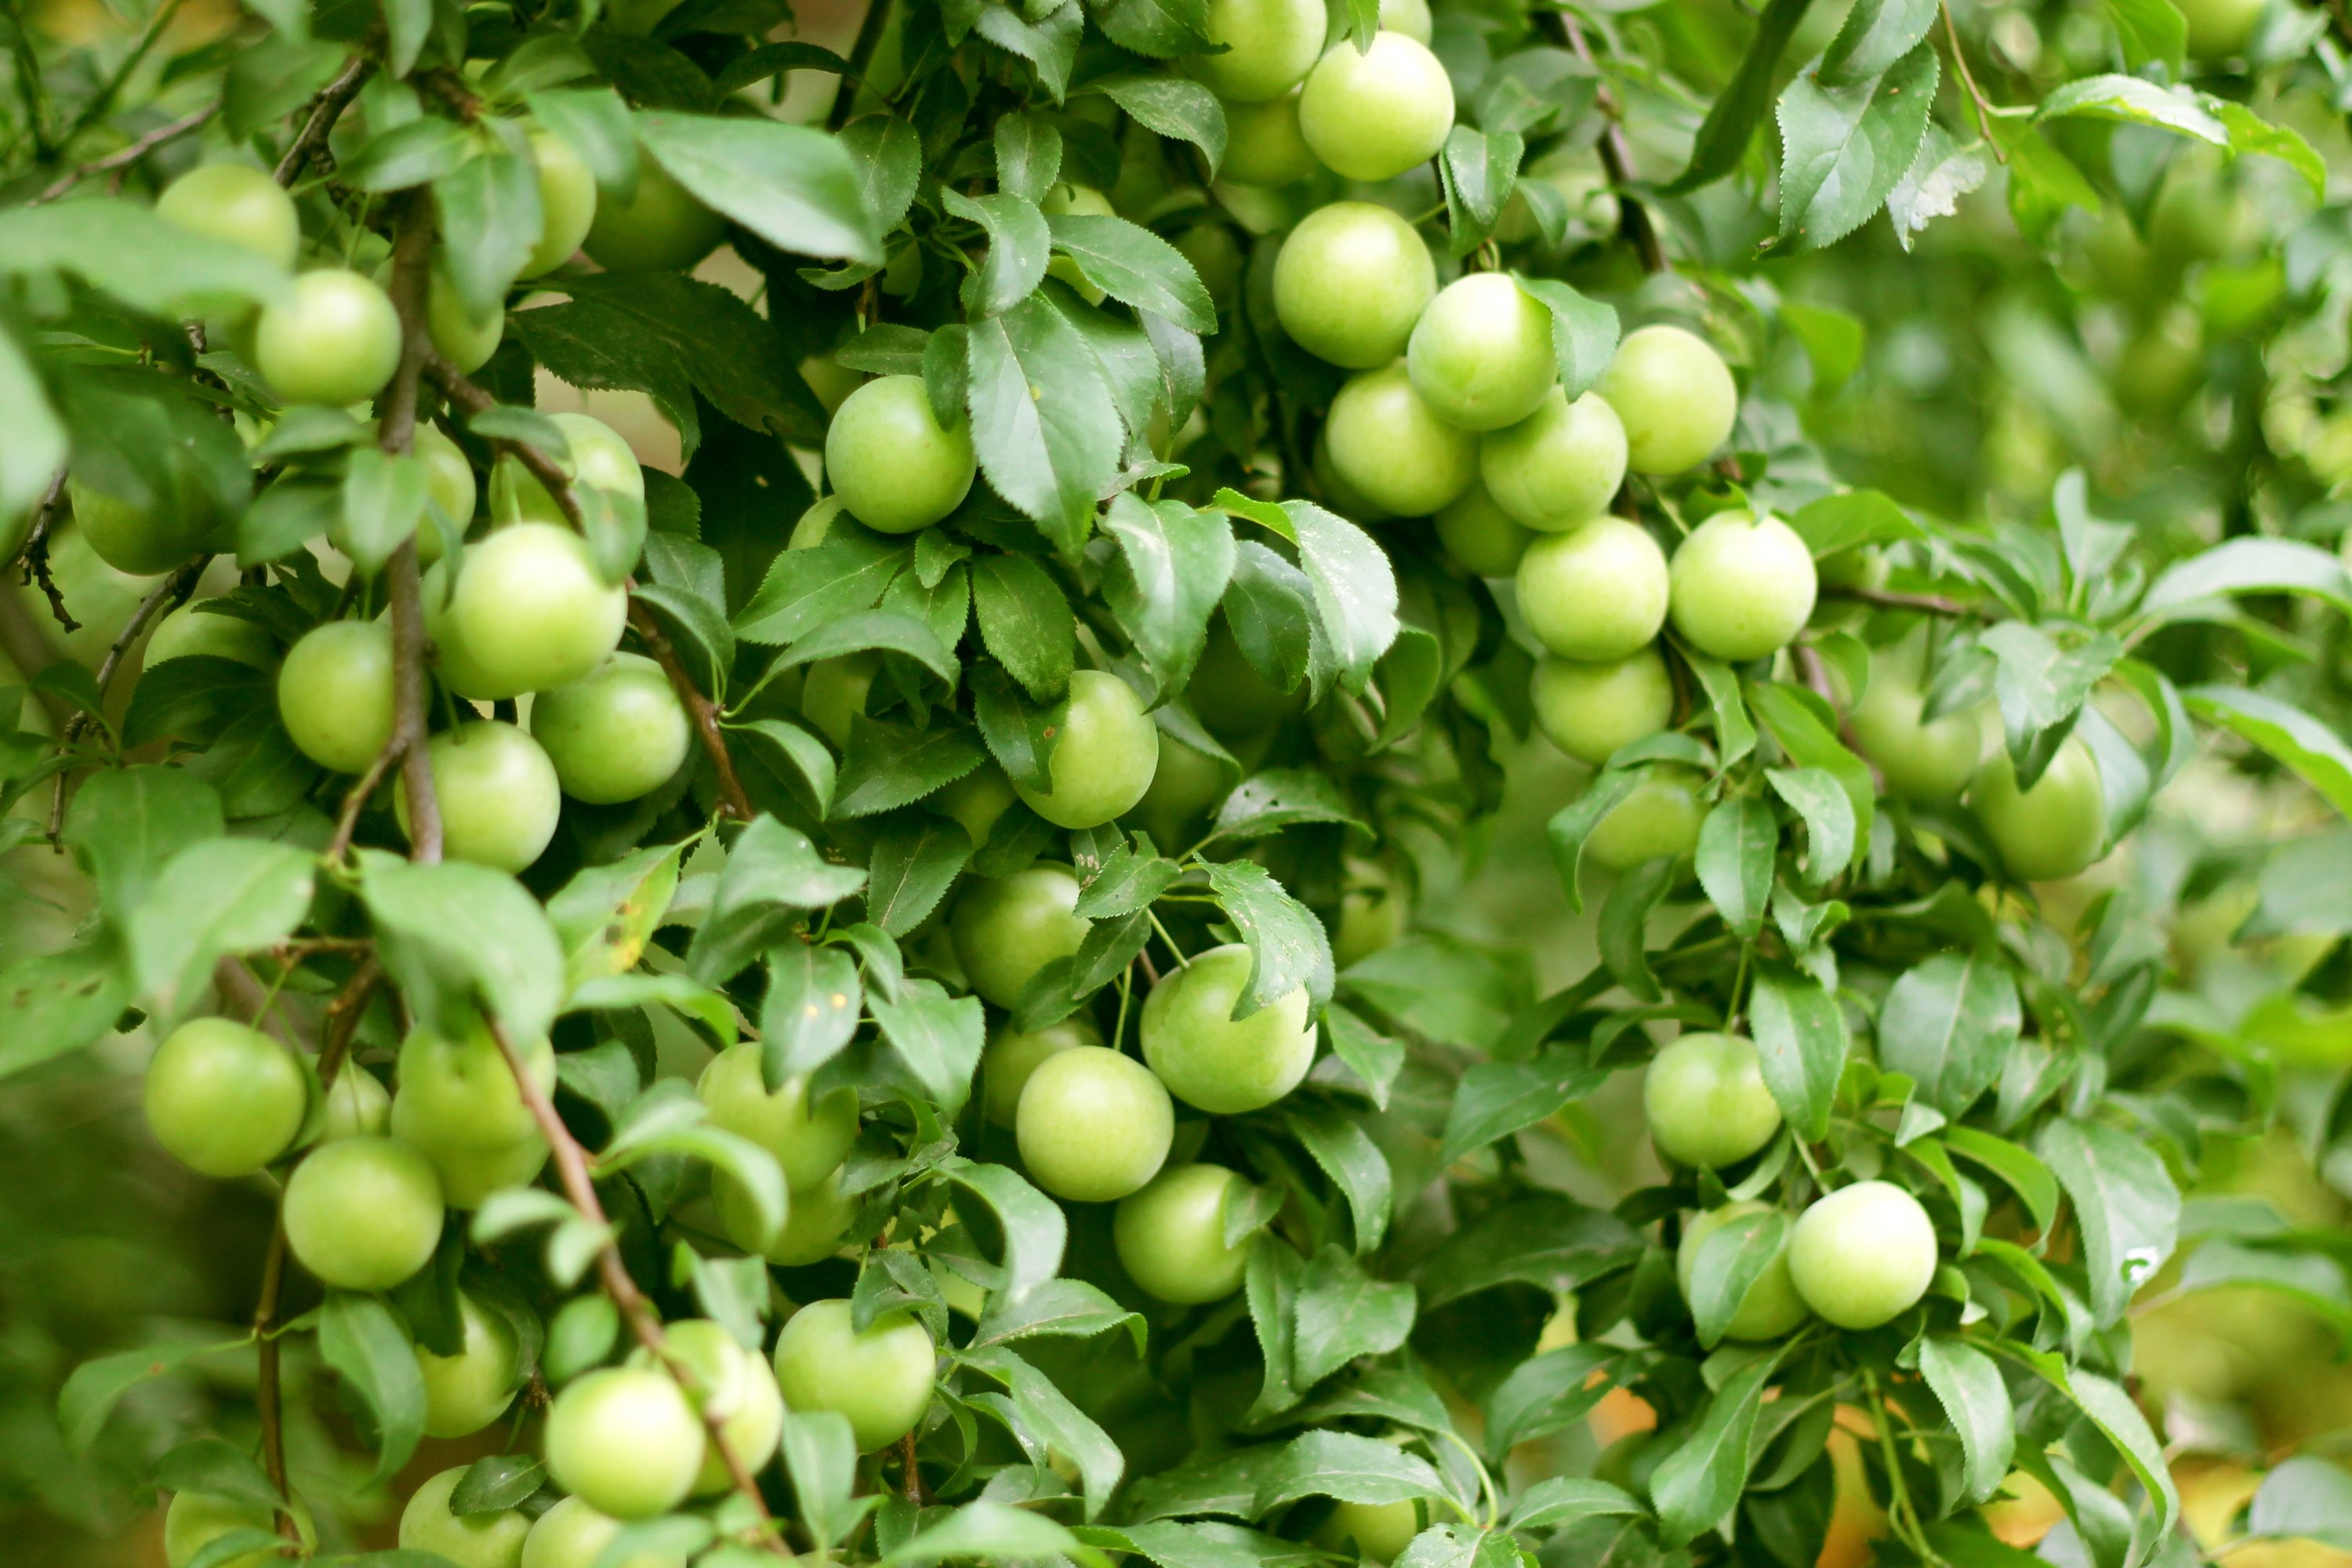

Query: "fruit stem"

xmin=1860 ymin=1369 xmax=1933 ymax=1556
xmin=1819 ymin=584 xmax=1984 ymax=619
xmin=1939 ymin=4 xmax=2007 ymax=164
xmin=1538 ymin=12 xmax=1668 ymax=274
xmin=12 ymin=470 xmax=77 ymax=633
xmin=631 ymin=598 xmax=757 ymax=822
xmin=1147 ymin=909 xmax=1189 ymax=969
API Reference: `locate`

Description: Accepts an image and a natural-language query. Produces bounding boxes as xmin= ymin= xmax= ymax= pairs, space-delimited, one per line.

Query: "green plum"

xmin=937 ymin=763 xmax=1018 ymax=848
xmin=400 ymin=1465 xmax=529 ymax=1568
xmin=395 ymin=721 xmax=561 ymax=873
xmin=165 ymin=1493 xmax=314 ymax=1568
xmin=951 ymin=865 xmax=1090 ymax=1007
xmin=391 ymin=1019 xmax=556 ymax=1152
xmin=1333 ymin=857 xmax=1406 ymax=970
xmin=156 ymin=163 xmax=300 ymax=270
xmin=71 ymin=477 xmax=212 ymax=576
xmin=1479 ymin=388 xmax=1628 ymax=532
xmin=1013 ymin=670 xmax=1160 ymax=829
xmin=321 ymin=1066 xmax=391 ymax=1140
xmin=521 ymin=1497 xmax=689 ymax=1568
xmin=1595 ymin=324 xmax=1739 ymax=475
xmin=720 ymin=1163 xmax=855 ymax=1265
xmin=489 ymin=412 xmax=644 ymax=531
xmin=799 ymin=652 xmax=877 ymax=748
xmin=521 ymin=128 xmax=598 ymax=278
xmin=1378 ymin=0 xmax=1432 ymax=41
xmin=1406 ymin=274 xmax=1558 ymax=431
xmin=283 ymin=1135 xmax=444 ymax=1290
xmin=405 ymin=418 xmax=478 ymax=560
xmin=1325 ymin=361 xmax=1477 ymax=517
xmin=429 ymin=522 xmax=628 ymax=698
xmin=1298 ymin=33 xmax=1456 ymax=183
xmin=428 ymin=262 xmax=504 ymax=375
xmin=1849 ymin=675 xmax=1983 ymax=804
xmin=1643 ymin=1033 xmax=1781 ymax=1170
xmin=1435 ymin=479 xmax=1537 ymax=576
xmin=1192 ymin=619 xmax=1307 ymax=741
xmin=544 ymin=1366 xmax=705 ymax=1519
xmin=825 ymin=374 xmax=975 ymax=533
xmin=143 ymin=1018 xmax=307 ymax=1178
xmin=1530 ymin=648 xmax=1672 ymax=768
xmin=1221 ymin=91 xmax=1319 ymax=186
xmin=1971 ymin=735 xmax=2105 ymax=883
xmin=1128 ymin=728 xmax=1229 ymax=848
xmin=2178 ymin=0 xmax=2266 ymax=57
xmin=418 ymin=1293 xmax=521 ymax=1438
xmin=1788 ymin=1181 xmax=1938 ymax=1329
xmin=1015 ymin=1044 xmax=1175 ymax=1202
xmin=982 ymin=1016 xmax=1101 ymax=1126
xmin=277 ymin=619 xmax=395 ymax=772
xmin=1677 ymin=1200 xmax=1809 ymax=1341
xmin=255 ymin=268 xmax=401 ymax=408
xmin=1112 ymin=1163 xmax=1253 ymax=1304
xmin=1192 ymin=0 xmax=1327 ymax=101
xmin=1323 ymin=1499 xmax=1421 ymax=1563
xmin=1666 ymin=510 xmax=1817 ymax=662
xmin=1586 ymin=770 xmax=1704 ymax=870
xmin=585 ymin=159 xmax=727 ymax=272
xmin=697 ymin=1041 xmax=859 ymax=1192
xmin=531 ymin=653 xmax=691 ymax=804
xmin=771 ymin=1298 xmax=937 ymax=1451
xmin=1273 ymin=201 xmax=1436 ymax=371
xmin=1515 ymin=517 xmax=1668 ymax=661
xmin=1141 ymin=942 xmax=1317 ymax=1113
xmin=646 ymin=1319 xmax=783 ymax=1495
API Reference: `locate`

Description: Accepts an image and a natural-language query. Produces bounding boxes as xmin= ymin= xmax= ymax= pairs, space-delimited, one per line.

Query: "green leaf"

xmin=1290 ymin=1246 xmax=1416 ymax=1386
xmin=638 ymin=112 xmax=881 ymax=266
xmin=1818 ymin=0 xmax=1939 ymax=83
xmin=732 ymin=717 xmax=838 ymax=821
xmin=1885 ymin=124 xmax=1992 ymax=252
xmin=1202 ymin=858 xmax=1335 ymax=1016
xmin=63 ymin=765 xmax=223 ymax=924
xmin=1439 ymin=1045 xmax=1608 ymax=1165
xmin=994 ymin=114 xmax=1065 ymax=204
xmin=129 ymin=838 xmax=315 ymax=1022
xmin=878 ymin=1500 xmax=1108 ymax=1568
xmin=448 ymin=1453 xmax=546 ymax=1515
xmin=2250 ymin=1457 xmax=2352 ymax=1549
xmin=1688 ymin=1208 xmax=1790 ymax=1348
xmin=1414 ymin=1192 xmax=1637 ymax=1310
xmin=946 ymin=189 xmax=1051 ymax=316
xmin=962 ymin=1345 xmax=1126 ymax=1519
xmin=0 ymin=938 xmax=134 ymax=1081
xmin=1092 ymin=0 xmax=1213 ymax=56
xmin=0 ymin=199 xmax=291 ymax=318
xmin=2036 ymin=73 xmax=2227 ymax=143
xmin=1287 ymin=1105 xmax=1392 ymax=1251
xmin=435 ymin=145 xmax=542 ymax=319
xmin=1254 ymin=1430 xmax=1447 ymax=1512
xmin=1086 ymin=74 xmax=1228 ymax=175
xmin=866 ymin=814 xmax=973 ymax=937
xmin=2185 ymin=686 xmax=2352 ymax=820
xmin=873 ymin=978 xmax=986 ymax=1109
xmin=0 ymin=323 xmax=67 ymax=522
xmin=967 ymin=295 xmax=1125 ymax=556
xmin=1507 ymin=1475 xmax=1644 ymax=1534
xmin=1916 ymin=1338 xmax=2014 ymax=1507
xmin=1513 ymin=276 xmax=1622 ymax=398
xmin=1206 ymin=768 xmax=1363 ymax=844
xmin=527 ymin=87 xmax=637 ymax=193
xmin=1213 ymin=491 xmax=1400 ymax=691
xmin=970 ymin=1276 xmax=1146 ymax=1352
xmin=1485 ymin=1347 xmax=1617 ymax=1459
xmin=2038 ymin=1119 xmax=2180 ymax=1326
xmin=380 ymin=0 xmax=430 ymax=74
xmin=782 ymin=1408 xmax=872 ymax=1549
xmin=1047 ymin=214 xmax=1218 ymax=335
xmin=767 ymin=609 xmax=958 ymax=688
xmin=1748 ymin=963 xmax=1846 ymax=1142
xmin=1765 ymin=767 xmax=1855 ymax=887
xmin=1687 ymin=650 xmax=1757 ymax=764
xmin=837 ymin=113 xmax=924 ymax=234
xmin=1546 ymin=768 xmax=1647 ymax=916
xmin=2142 ymin=537 xmax=2352 ymax=622
xmin=359 ymin=852 xmax=566 ymax=1043
xmin=687 ymin=815 xmax=868 ymax=982
xmin=59 ymin=1336 xmax=247 ymax=1454
xmin=1746 ymin=680 xmax=1872 ymax=858
xmin=547 ymin=840 xmax=686 ymax=989
xmin=1439 ymin=126 xmax=1525 ymax=256
xmin=1647 ymin=1344 xmax=1787 ymax=1543
xmin=2209 ymin=100 xmax=2327 ymax=198
xmin=970 ymin=555 xmax=1074 ymax=701
xmin=2104 ymin=0 xmax=2186 ymax=71
xmin=1978 ymin=622 xmax=2121 ymax=770
xmin=1667 ymin=0 xmax=1814 ymax=191
xmin=938 ymin=1157 xmax=1068 ymax=1304
xmin=1773 ymin=42 xmax=1939 ymax=252
xmin=1877 ymin=951 xmax=2020 ymax=1117
xmin=1696 ymin=797 xmax=1775 ymax=941
xmin=762 ymin=942 xmax=863 ymax=1081
xmin=318 ymin=1292 xmax=426 ymax=1483
xmin=972 ymin=2 xmax=1084 ymax=98
xmin=1100 ymin=494 xmax=1236 ymax=699
xmin=832 ymin=717 xmax=988 ymax=819
xmin=1940 ymin=1126 xmax=2060 ymax=1233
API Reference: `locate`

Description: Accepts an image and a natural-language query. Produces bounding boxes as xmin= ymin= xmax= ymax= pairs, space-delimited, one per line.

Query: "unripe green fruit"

xmin=393 ymin=1020 xmax=557 ymax=1152
xmin=825 ymin=375 xmax=975 ymax=534
xmin=1323 ymin=1499 xmax=1421 ymax=1563
xmin=720 ymin=1163 xmax=855 ymax=1265
xmin=322 ymin=1066 xmax=392 ymax=1140
xmin=1406 ymin=274 xmax=1559 ymax=432
xmin=256 ymin=269 xmax=401 ymax=407
xmin=771 ymin=1299 xmax=937 ymax=1451
xmin=1595 ymin=324 xmax=1739 ymax=475
xmin=1192 ymin=619 xmax=1307 ymax=740
xmin=144 ymin=1018 xmax=307 ymax=1178
xmin=428 ymin=263 xmax=504 ymax=375
xmin=1221 ymin=91 xmax=1319 ymax=186
xmin=1436 ymin=479 xmax=1537 ymax=576
xmin=283 ymin=1135 xmax=444 ymax=1290
xmin=1677 ymin=1200 xmax=1809 ymax=1341
xmin=531 ymin=652 xmax=691 ymax=803
xmin=396 ymin=721 xmax=561 ymax=873
xmin=1113 ymin=1163 xmax=1252 ymax=1304
xmin=1479 ymin=388 xmax=1628 ymax=532
xmin=645 ymin=1319 xmax=784 ymax=1495
xmin=1807 ymin=544 xmax=1885 ymax=629
xmin=1644 ymin=1033 xmax=1781 ymax=1169
xmin=952 ymin=865 xmax=1089 ymax=1007
xmin=1141 ymin=943 xmax=1317 ymax=1113
xmin=418 ymin=1294 xmax=521 ymax=1438
xmin=489 ymin=412 xmax=644 ymax=531
xmin=799 ymin=652 xmax=877 ymax=748
xmin=1325 ymin=361 xmax=1477 ymax=517
xmin=1272 ymin=202 xmax=1436 ymax=371
xmin=1531 ymin=648 xmax=1672 ymax=768
xmin=1315 ymin=430 xmax=1391 ymax=521
xmin=1971 ymin=735 xmax=2105 ymax=883
xmin=1016 ymin=1044 xmax=1175 ymax=1202
xmin=1014 ymin=670 xmax=1160 ymax=829
xmin=401 ymin=1465 xmax=529 ymax=1568
xmin=522 ymin=1496 xmax=689 ymax=1568
xmin=71 ymin=477 xmax=212 ymax=576
xmin=1516 ymin=517 xmax=1668 ymax=662
xmin=1128 ymin=728 xmax=1228 ymax=848
xmin=522 ymin=129 xmax=598 ymax=278
xmin=1666 ymin=510 xmax=1817 ymax=662
xmin=2179 ymin=0 xmax=2265 ymax=58
xmin=697 ymin=1041 xmax=859 ymax=1192
xmin=1333 ymin=858 xmax=1406 ymax=970
xmin=156 ymin=163 xmax=301 ymax=270
xmin=1298 ymin=34 xmax=1456 ymax=183
xmin=165 ymin=1493 xmax=315 ymax=1568
xmin=586 ymin=158 xmax=727 ymax=271
xmin=416 ymin=1135 xmax=550 ymax=1210
xmin=1192 ymin=0 xmax=1327 ymax=100
xmin=1849 ymin=677 xmax=1982 ymax=804
xmin=409 ymin=419 xmax=479 ymax=555
xmin=278 ymin=619 xmax=395 ymax=773
xmin=545 ymin=1366 xmax=705 ymax=1519
xmin=1587 ymin=770 xmax=1703 ymax=870
xmin=982 ymin=1017 xmax=1101 ymax=1126
xmin=1175 ymin=221 xmax=1245 ymax=305
xmin=1788 ymin=1180 xmax=1938 ymax=1329
xmin=1377 ymin=0 xmax=1432 ymax=42
xmin=937 ymin=763 xmax=1017 ymax=848
xmin=428 ymin=522 xmax=628 ymax=699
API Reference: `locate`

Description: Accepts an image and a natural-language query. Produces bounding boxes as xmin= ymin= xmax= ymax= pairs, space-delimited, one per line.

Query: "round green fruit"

xmin=1016 ymin=1044 xmax=1175 ymax=1202
xmin=1128 ymin=728 xmax=1229 ymax=848
xmin=522 ymin=128 xmax=598 ymax=278
xmin=1272 ymin=201 xmax=1436 ymax=371
xmin=430 ymin=522 xmax=628 ymax=699
xmin=418 ymin=1293 xmax=521 ymax=1439
xmin=71 ymin=477 xmax=212 ymax=576
xmin=255 ymin=268 xmax=401 ymax=408
xmin=1192 ymin=619 xmax=1307 ymax=741
xmin=1323 ymin=1499 xmax=1422 ymax=1563
xmin=409 ymin=418 xmax=478 ymax=557
xmin=1325 ymin=361 xmax=1477 ymax=517
xmin=1112 ymin=1163 xmax=1253 ymax=1304
xmin=697 ymin=1041 xmax=859 ymax=1192
xmin=1406 ymin=274 xmax=1558 ymax=432
xmin=428 ymin=263 xmax=504 ymax=375
xmin=2178 ymin=0 xmax=2266 ymax=57
xmin=1479 ymin=388 xmax=1628 ymax=533
xmin=1666 ymin=510 xmax=1817 ymax=662
xmin=1436 ymin=479 xmax=1537 ymax=577
xmin=1531 ymin=648 xmax=1672 ymax=768
xmin=937 ymin=763 xmax=1017 ymax=848
xmin=1677 ymin=1200 xmax=1809 ymax=1341
xmin=1643 ymin=1032 xmax=1781 ymax=1170
xmin=1013 ymin=670 xmax=1160 ymax=829
xmin=586 ymin=158 xmax=727 ymax=272
xmin=415 ymin=1135 xmax=550 ymax=1210
xmin=825 ymin=374 xmax=975 ymax=534
xmin=321 ymin=1066 xmax=391 ymax=1140
xmin=1333 ymin=858 xmax=1406 ymax=970
xmin=490 ymin=412 xmax=644 ymax=531
xmin=391 ymin=1018 xmax=556 ymax=1152
xmin=1042 ymin=184 xmax=1117 ymax=304
xmin=1595 ymin=324 xmax=1739 ymax=476
xmin=522 ymin=1496 xmax=689 ymax=1568
xmin=648 ymin=1319 xmax=784 ymax=1495
xmin=952 ymin=864 xmax=1089 ymax=1007
xmin=771 ymin=1298 xmax=937 ymax=1451
xmin=799 ymin=652 xmax=877 ymax=748
xmin=1586 ymin=771 xmax=1704 ymax=871
xmin=278 ymin=619 xmax=395 ymax=772
xmin=156 ymin=163 xmax=301 ymax=270
xmin=1971 ymin=734 xmax=2105 ymax=883
xmin=720 ymin=1163 xmax=855 ymax=1265
xmin=1175 ymin=220 xmax=1245 ymax=305
xmin=1221 ymin=91 xmax=1319 ymax=186
xmin=1516 ymin=517 xmax=1668 ymax=661
xmin=144 ymin=1017 xmax=307 ymax=1178
xmin=531 ymin=652 xmax=690 ymax=804
xmin=982 ymin=1017 xmax=1100 ymax=1127
xmin=1141 ymin=942 xmax=1317 ymax=1114
xmin=1298 ymin=33 xmax=1456 ymax=183
xmin=1788 ymin=1180 xmax=1938 ymax=1329
xmin=165 ymin=1493 xmax=314 ymax=1568
xmin=396 ymin=721 xmax=561 ymax=873
xmin=400 ymin=1465 xmax=529 ymax=1568
xmin=545 ymin=1366 xmax=705 ymax=1519
xmin=1849 ymin=677 xmax=1982 ymax=804
xmin=283 ymin=1135 xmax=444 ymax=1290
xmin=1192 ymin=0 xmax=1327 ymax=101
xmin=1377 ymin=0 xmax=1432 ymax=42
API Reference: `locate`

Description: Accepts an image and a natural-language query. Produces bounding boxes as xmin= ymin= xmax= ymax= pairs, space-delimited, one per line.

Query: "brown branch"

xmin=1820 ymin=584 xmax=1986 ymax=619
xmin=899 ymin=1429 xmax=927 ymax=1505
xmin=485 ymin=1018 xmax=789 ymax=1555
xmin=414 ymin=67 xmax=484 ymax=122
xmin=274 ymin=53 xmax=373 ymax=187
xmin=48 ymin=558 xmax=205 ymax=842
xmin=1541 ymin=12 xmax=1668 ymax=274
xmin=423 ymin=350 xmax=583 ymax=518
xmin=16 ymin=473 xmax=77 ymax=633
xmin=35 ymin=103 xmax=216 ymax=203
xmin=630 ymin=600 xmax=753 ymax=822
xmin=379 ymin=198 xmax=445 ymax=863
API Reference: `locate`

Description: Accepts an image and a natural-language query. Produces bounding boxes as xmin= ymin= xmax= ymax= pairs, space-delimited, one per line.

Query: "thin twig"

xmin=53 ymin=0 xmax=190 ymax=158
xmin=1820 ymin=584 xmax=1985 ymax=619
xmin=485 ymin=1018 xmax=791 ymax=1556
xmin=1540 ymin=11 xmax=1668 ymax=274
xmin=35 ymin=103 xmax=216 ymax=202
xmin=16 ymin=473 xmax=76 ymax=632
xmin=829 ymin=0 xmax=896 ymax=130
xmin=380 ymin=197 xmax=445 ymax=862
xmin=48 ymin=559 xmax=204 ymax=842
xmin=326 ymin=743 xmax=401 ymax=862
xmin=273 ymin=53 xmax=373 ymax=187
xmin=1940 ymin=3 xmax=2006 ymax=162
xmin=423 ymin=351 xmax=584 ymax=518
xmin=414 ymin=67 xmax=483 ymax=122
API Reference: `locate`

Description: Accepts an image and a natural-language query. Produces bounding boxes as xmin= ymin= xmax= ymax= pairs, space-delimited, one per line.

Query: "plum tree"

xmin=281 ymin=1135 xmax=444 ymax=1290
xmin=1015 ymin=1043 xmax=1174 ymax=1201
xmin=771 ymin=1299 xmax=937 ymax=1451
xmin=531 ymin=653 xmax=691 ymax=803
xmin=155 ymin=163 xmax=300 ymax=270
xmin=1516 ymin=517 xmax=1668 ymax=660
xmin=544 ymin=1367 xmax=705 ymax=1519
xmin=427 ymin=522 xmax=628 ymax=699
xmin=1972 ymin=735 xmax=2105 ymax=882
xmin=416 ymin=1292 xmax=521 ymax=1438
xmin=1595 ymin=323 xmax=1739 ymax=474
xmin=1141 ymin=943 xmax=1317 ymax=1113
xmin=1530 ymin=647 xmax=1673 ymax=766
xmin=1298 ymin=33 xmax=1457 ymax=183
xmin=697 ymin=1041 xmax=859 ymax=1191
xmin=1272 ymin=201 xmax=1436 ymax=370
xmin=143 ymin=1018 xmax=307 ymax=1178
xmin=585 ymin=159 xmax=727 ymax=272
xmin=1191 ymin=0 xmax=1327 ymax=100
xmin=398 ymin=1466 xmax=531 ymax=1567
xmin=1012 ymin=670 xmax=1160 ymax=828
xmin=1643 ymin=1033 xmax=1781 ymax=1169
xmin=1677 ymin=1200 xmax=1809 ymax=1341
xmin=254 ymin=269 xmax=401 ymax=408
xmin=823 ymin=375 xmax=975 ymax=533
xmin=1324 ymin=361 xmax=1478 ymax=517
xmin=395 ymin=721 xmax=562 ymax=873
xmin=1478 ymin=387 xmax=1628 ymax=532
xmin=1788 ymin=1181 xmax=1938 ymax=1329
xmin=1112 ymin=1163 xmax=1254 ymax=1303
xmin=1406 ymin=274 xmax=1558 ymax=431
xmin=952 ymin=864 xmax=1091 ymax=1006
xmin=1665 ymin=510 xmax=1817 ymax=662
xmin=521 ymin=128 xmax=598 ymax=278
xmin=981 ymin=1016 xmax=1100 ymax=1125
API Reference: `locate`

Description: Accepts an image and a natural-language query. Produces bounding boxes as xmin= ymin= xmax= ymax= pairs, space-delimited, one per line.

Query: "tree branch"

xmin=35 ymin=103 xmax=216 ymax=203
xmin=274 ymin=53 xmax=373 ymax=187
xmin=379 ymin=198 xmax=445 ymax=862
xmin=1820 ymin=584 xmax=1985 ymax=619
xmin=1539 ymin=12 xmax=1668 ymax=274
xmin=49 ymin=558 xmax=205 ymax=842
xmin=485 ymin=1018 xmax=789 ymax=1555
xmin=16 ymin=472 xmax=78 ymax=633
